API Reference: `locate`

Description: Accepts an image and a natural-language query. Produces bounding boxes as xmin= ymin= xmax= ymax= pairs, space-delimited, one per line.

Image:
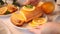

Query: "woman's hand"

xmin=29 ymin=22 xmax=60 ymax=34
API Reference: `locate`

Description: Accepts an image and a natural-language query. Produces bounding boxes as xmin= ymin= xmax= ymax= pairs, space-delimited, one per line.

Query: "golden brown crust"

xmin=7 ymin=4 xmax=17 ymax=13
xmin=11 ymin=15 xmax=25 ymax=26
xmin=11 ymin=6 xmax=43 ymax=26
xmin=0 ymin=7 xmax=7 ymax=15
xmin=25 ymin=8 xmax=43 ymax=22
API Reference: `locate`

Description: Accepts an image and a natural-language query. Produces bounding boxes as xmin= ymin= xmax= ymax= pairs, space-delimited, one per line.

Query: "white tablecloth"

xmin=0 ymin=17 xmax=33 ymax=34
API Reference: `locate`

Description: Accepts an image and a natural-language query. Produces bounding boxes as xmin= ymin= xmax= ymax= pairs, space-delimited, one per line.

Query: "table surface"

xmin=0 ymin=17 xmax=33 ymax=34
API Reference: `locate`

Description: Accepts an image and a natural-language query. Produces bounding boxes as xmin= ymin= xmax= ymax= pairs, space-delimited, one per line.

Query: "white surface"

xmin=0 ymin=14 xmax=11 ymax=18
xmin=0 ymin=17 xmax=33 ymax=34
xmin=0 ymin=20 xmax=11 ymax=34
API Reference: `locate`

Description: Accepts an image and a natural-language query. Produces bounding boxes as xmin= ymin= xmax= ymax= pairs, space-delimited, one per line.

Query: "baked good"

xmin=0 ymin=4 xmax=18 ymax=15
xmin=11 ymin=13 xmax=25 ymax=26
xmin=0 ymin=7 xmax=7 ymax=15
xmin=7 ymin=4 xmax=17 ymax=13
xmin=11 ymin=5 xmax=42 ymax=26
